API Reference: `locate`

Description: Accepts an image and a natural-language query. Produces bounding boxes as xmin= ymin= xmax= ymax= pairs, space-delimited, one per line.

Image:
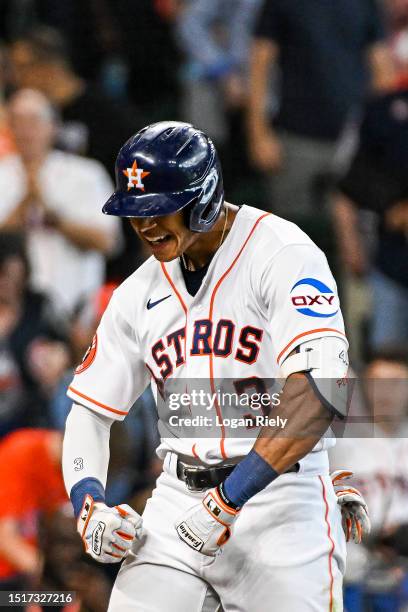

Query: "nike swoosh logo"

xmin=147 ymin=294 xmax=172 ymax=310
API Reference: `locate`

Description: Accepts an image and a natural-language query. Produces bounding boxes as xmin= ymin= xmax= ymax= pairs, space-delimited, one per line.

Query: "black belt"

xmin=176 ymin=458 xmax=299 ymax=492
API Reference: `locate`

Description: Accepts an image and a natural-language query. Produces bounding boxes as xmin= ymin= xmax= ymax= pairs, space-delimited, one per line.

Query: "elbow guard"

xmin=280 ymin=336 xmax=350 ymax=419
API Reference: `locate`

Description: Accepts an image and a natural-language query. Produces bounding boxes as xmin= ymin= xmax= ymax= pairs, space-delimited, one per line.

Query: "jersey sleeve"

xmin=67 ymin=293 xmax=149 ymax=420
xmin=258 ymin=244 xmax=347 ymax=366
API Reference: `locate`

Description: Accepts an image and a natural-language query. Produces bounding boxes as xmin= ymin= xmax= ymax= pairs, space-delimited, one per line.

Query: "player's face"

xmin=130 ymin=212 xmax=200 ymax=261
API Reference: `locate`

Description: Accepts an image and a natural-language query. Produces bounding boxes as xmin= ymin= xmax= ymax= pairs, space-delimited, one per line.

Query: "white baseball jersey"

xmin=67 ymin=205 xmax=347 ymax=464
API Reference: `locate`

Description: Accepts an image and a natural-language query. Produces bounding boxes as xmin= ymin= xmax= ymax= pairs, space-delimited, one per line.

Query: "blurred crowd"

xmin=0 ymin=1 xmax=407 ymax=610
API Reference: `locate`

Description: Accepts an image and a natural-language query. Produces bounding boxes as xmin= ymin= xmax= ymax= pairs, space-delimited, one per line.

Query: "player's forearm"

xmin=254 ymin=373 xmax=333 ymax=473
xmin=219 ymin=373 xmax=335 ymax=509
xmin=63 ymin=404 xmax=113 ymax=515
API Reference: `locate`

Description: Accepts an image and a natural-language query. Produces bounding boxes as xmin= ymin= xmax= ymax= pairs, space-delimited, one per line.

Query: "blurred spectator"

xmin=0 ymin=0 xmax=122 ymax=89
xmin=0 ymin=0 xmax=180 ymax=119
xmin=176 ymin=0 xmax=262 ymax=144
xmin=0 ymin=429 xmax=66 ymax=594
xmin=0 ymin=2 xmax=180 ymax=121
xmin=0 ymin=232 xmax=70 ymax=435
xmin=330 ymin=350 xmax=408 ymax=611
xmin=248 ymin=0 xmax=395 ymax=219
xmin=9 ymin=27 xmax=138 ymax=177
xmin=175 ymin=0 xmax=264 ymax=204
xmin=333 ymin=87 xmax=408 ymax=352
xmin=9 ymin=27 xmax=150 ymax=281
xmin=0 ymin=89 xmax=120 ymax=316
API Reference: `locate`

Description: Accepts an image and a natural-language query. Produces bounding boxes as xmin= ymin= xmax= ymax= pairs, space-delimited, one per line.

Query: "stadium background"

xmin=0 ymin=1 xmax=407 ymax=610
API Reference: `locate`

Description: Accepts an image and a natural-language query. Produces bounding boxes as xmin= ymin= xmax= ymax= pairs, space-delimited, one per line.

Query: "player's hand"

xmin=175 ymin=486 xmax=239 ymax=557
xmin=77 ymin=494 xmax=142 ymax=563
xmin=331 ymin=470 xmax=371 ymax=543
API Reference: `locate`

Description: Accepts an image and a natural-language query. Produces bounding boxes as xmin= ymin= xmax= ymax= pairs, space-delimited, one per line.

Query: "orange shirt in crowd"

xmin=0 ymin=113 xmax=15 ymax=158
xmin=0 ymin=429 xmax=67 ymax=580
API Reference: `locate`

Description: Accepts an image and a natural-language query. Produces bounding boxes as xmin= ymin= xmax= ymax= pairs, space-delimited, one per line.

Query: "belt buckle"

xmin=182 ymin=465 xmax=208 ymax=492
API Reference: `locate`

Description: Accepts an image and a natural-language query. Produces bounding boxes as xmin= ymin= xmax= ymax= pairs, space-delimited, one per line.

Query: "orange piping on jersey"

xmin=192 ymin=443 xmax=199 ymax=459
xmin=209 ymin=212 xmax=271 ymax=459
xmin=160 ymin=262 xmax=188 ymax=315
xmin=319 ymin=476 xmax=335 ymax=612
xmin=276 ymin=328 xmax=346 ymax=365
xmin=68 ymin=386 xmax=128 ymax=416
xmin=160 ymin=262 xmax=188 ymax=364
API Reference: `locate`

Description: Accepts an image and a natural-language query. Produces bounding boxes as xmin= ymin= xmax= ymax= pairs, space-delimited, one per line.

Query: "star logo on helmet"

xmin=123 ymin=160 xmax=150 ymax=192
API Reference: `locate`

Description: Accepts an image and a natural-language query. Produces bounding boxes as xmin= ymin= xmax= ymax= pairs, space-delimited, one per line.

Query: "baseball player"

xmin=62 ymin=122 xmax=369 ymax=611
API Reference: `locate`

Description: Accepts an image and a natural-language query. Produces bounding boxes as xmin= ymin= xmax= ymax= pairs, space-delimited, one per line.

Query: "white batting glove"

xmin=175 ymin=486 xmax=239 ymax=557
xmin=77 ymin=494 xmax=142 ymax=563
xmin=331 ymin=470 xmax=371 ymax=544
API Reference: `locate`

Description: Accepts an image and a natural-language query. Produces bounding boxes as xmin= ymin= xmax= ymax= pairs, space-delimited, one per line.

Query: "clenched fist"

xmin=77 ymin=495 xmax=142 ymax=563
xmin=175 ymin=486 xmax=239 ymax=557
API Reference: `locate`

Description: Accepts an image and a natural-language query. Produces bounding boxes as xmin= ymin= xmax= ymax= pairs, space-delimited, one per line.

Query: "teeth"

xmin=148 ymin=236 xmax=165 ymax=243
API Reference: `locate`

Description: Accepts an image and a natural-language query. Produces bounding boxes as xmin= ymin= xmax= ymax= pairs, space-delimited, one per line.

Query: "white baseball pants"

xmin=109 ymin=450 xmax=346 ymax=611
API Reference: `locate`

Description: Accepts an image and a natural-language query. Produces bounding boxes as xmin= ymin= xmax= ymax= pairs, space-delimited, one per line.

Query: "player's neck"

xmin=182 ymin=202 xmax=238 ymax=271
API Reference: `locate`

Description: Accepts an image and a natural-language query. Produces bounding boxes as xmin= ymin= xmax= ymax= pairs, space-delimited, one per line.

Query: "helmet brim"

xmin=102 ymin=188 xmax=200 ymax=218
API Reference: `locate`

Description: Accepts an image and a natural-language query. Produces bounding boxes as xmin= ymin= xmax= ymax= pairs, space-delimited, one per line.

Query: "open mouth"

xmin=145 ymin=234 xmax=172 ymax=246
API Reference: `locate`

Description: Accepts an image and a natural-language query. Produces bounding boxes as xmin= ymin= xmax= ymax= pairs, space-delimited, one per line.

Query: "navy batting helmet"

xmin=102 ymin=121 xmax=224 ymax=232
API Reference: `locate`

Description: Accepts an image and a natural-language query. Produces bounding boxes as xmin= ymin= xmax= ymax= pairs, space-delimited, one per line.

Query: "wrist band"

xmin=217 ymin=481 xmax=240 ymax=511
xmin=223 ymin=450 xmax=279 ymax=508
xmin=70 ymin=477 xmax=105 ymax=517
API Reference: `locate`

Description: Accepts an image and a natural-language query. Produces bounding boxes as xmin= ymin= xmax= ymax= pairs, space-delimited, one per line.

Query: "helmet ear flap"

xmin=182 ymin=191 xmax=223 ymax=233
xmin=182 ymin=198 xmax=198 ymax=229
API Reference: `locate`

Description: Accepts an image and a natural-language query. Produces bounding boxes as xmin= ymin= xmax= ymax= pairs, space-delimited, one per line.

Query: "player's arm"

xmin=63 ymin=403 xmax=142 ymax=563
xmin=254 ymin=371 xmax=332 ymax=471
xmin=176 ymin=337 xmax=350 ymax=556
xmin=63 ymin=293 xmax=148 ymax=563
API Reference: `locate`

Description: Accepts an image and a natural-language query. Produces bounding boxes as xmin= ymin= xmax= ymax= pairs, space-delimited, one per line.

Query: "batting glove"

xmin=175 ymin=486 xmax=239 ymax=557
xmin=77 ymin=494 xmax=142 ymax=563
xmin=331 ymin=470 xmax=371 ymax=544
